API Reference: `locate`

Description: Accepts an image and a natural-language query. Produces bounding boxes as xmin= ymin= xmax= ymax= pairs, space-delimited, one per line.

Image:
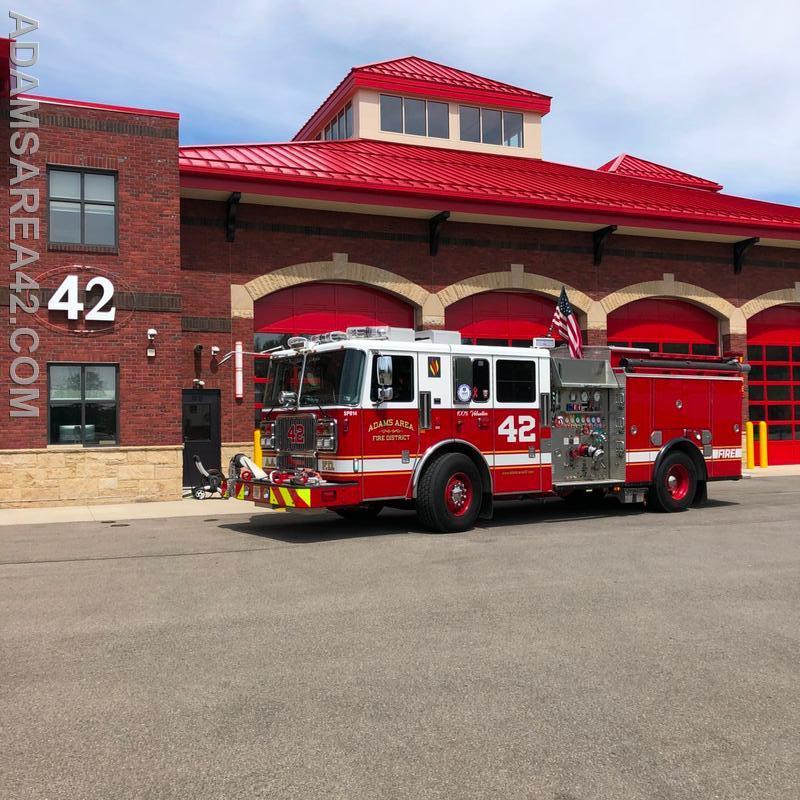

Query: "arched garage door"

xmin=747 ymin=305 xmax=800 ymax=465
xmin=607 ymin=298 xmax=719 ymax=356
xmin=445 ymin=291 xmax=559 ymax=346
xmin=253 ymin=282 xmax=414 ymax=418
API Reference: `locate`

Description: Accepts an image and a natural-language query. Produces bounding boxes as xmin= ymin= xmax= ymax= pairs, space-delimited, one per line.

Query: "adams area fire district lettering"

xmin=368 ymin=418 xmax=415 ymax=441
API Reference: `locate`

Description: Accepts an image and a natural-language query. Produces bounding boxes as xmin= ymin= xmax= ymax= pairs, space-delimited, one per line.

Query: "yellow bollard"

xmin=253 ymin=428 xmax=263 ymax=470
xmin=758 ymin=420 xmax=768 ymax=468
xmin=745 ymin=421 xmax=755 ymax=469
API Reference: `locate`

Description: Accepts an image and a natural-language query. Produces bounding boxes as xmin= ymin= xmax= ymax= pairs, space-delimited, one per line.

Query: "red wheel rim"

xmin=444 ymin=472 xmax=473 ymax=516
xmin=665 ymin=463 xmax=690 ymax=500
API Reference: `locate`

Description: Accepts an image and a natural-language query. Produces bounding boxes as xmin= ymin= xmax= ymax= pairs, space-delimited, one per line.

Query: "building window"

xmin=459 ymin=106 xmax=524 ymax=148
xmin=48 ymin=168 xmax=117 ymax=246
xmin=48 ymin=364 xmax=118 ymax=445
xmin=323 ymin=102 xmax=353 ymax=140
xmin=380 ymin=95 xmax=450 ymax=139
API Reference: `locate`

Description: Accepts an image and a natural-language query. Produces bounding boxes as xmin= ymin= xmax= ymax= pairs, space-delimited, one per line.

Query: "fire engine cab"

xmin=228 ymin=326 xmax=748 ymax=532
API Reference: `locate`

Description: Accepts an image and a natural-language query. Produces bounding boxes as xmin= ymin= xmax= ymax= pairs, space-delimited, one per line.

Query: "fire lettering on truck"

xmin=368 ymin=417 xmax=415 ymax=442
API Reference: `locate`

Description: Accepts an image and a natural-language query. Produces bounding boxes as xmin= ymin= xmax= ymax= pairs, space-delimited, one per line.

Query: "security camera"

xmin=147 ymin=328 xmax=157 ymax=340
xmin=193 ymin=379 xmax=205 ymax=388
xmin=210 ymin=345 xmax=220 ymax=356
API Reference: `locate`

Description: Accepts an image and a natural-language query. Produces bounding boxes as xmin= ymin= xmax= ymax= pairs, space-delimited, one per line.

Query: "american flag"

xmin=550 ymin=287 xmax=583 ymax=358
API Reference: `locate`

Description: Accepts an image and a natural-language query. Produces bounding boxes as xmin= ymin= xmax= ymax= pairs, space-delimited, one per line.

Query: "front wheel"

xmin=416 ymin=452 xmax=483 ymax=533
xmin=649 ymin=451 xmax=698 ymax=512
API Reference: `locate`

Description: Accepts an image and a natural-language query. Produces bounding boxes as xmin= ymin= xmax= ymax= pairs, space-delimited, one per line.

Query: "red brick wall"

xmin=1 ymin=102 xmax=180 ymax=449
xmin=180 ymin=199 xmax=800 ymax=443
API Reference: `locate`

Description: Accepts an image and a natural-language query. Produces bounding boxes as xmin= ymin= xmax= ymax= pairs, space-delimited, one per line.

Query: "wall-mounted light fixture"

xmin=146 ymin=328 xmax=157 ymax=358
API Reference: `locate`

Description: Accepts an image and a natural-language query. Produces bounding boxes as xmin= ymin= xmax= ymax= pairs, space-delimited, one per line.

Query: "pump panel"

xmin=549 ymin=354 xmax=626 ymax=486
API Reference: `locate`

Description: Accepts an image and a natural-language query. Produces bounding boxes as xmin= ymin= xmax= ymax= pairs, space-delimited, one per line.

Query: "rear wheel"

xmin=417 ymin=452 xmax=483 ymax=533
xmin=649 ymin=451 xmax=697 ymax=512
xmin=333 ymin=504 xmax=384 ymax=521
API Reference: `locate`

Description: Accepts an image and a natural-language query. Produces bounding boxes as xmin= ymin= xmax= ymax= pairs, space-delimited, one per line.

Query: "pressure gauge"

xmin=581 ymin=391 xmax=589 ymax=402
xmin=593 ymin=391 xmax=601 ymax=402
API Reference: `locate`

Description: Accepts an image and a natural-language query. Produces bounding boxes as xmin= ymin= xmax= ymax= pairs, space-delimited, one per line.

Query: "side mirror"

xmin=376 ymin=355 xmax=393 ymax=387
xmin=278 ymin=390 xmax=297 ymax=406
xmin=377 ymin=386 xmax=394 ymax=402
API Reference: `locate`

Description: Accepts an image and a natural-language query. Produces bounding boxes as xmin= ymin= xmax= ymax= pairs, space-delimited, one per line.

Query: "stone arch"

xmin=436 ymin=271 xmax=598 ymax=328
xmin=739 ymin=283 xmax=800 ymax=321
xmin=232 ymin=254 xmax=443 ymax=326
xmin=600 ymin=276 xmax=744 ymax=336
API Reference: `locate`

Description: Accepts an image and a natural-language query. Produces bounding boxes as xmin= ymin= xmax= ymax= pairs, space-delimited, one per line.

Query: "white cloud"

xmin=17 ymin=0 xmax=800 ymax=202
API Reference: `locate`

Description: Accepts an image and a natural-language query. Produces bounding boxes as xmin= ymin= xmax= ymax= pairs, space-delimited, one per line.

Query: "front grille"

xmin=274 ymin=414 xmax=315 ymax=452
xmin=277 ymin=452 xmax=317 ymax=470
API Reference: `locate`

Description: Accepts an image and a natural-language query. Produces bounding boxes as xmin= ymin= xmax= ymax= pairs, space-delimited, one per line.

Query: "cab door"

xmin=416 ymin=351 xmax=454 ymax=460
xmin=451 ymin=353 xmax=494 ymax=462
xmin=491 ymin=355 xmax=542 ymax=494
xmin=361 ymin=351 xmax=419 ymax=500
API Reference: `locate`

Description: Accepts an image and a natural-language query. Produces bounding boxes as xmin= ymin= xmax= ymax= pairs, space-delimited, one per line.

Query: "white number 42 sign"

xmin=47 ymin=274 xmax=116 ymax=321
xmin=497 ymin=414 xmax=537 ymax=443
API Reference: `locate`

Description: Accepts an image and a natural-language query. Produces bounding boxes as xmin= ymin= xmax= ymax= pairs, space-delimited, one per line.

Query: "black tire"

xmin=333 ymin=504 xmax=384 ymax=521
xmin=416 ymin=452 xmax=483 ymax=533
xmin=649 ymin=450 xmax=698 ymax=512
xmin=192 ymin=486 xmax=206 ymax=500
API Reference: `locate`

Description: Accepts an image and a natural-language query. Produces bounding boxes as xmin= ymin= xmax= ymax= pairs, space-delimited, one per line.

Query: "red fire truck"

xmin=228 ymin=327 xmax=748 ymax=532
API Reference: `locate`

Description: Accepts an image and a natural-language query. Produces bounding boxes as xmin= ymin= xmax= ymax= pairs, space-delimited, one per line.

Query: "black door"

xmin=182 ymin=389 xmax=221 ymax=486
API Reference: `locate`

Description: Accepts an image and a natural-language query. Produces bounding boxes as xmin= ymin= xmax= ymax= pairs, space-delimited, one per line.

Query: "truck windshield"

xmin=265 ymin=349 xmax=365 ymax=407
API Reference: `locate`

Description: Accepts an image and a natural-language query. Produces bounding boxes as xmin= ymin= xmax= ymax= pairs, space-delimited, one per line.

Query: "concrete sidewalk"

xmin=0 ymin=497 xmax=265 ymax=528
xmin=743 ymin=464 xmax=800 ymax=478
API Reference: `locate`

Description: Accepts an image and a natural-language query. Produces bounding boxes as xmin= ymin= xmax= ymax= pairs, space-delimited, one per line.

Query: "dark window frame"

xmin=459 ymin=105 xmax=524 ymax=148
xmin=369 ymin=353 xmax=415 ymax=403
xmin=47 ymin=166 xmax=118 ymax=247
xmin=47 ymin=362 xmax=120 ymax=447
xmin=495 ymin=358 xmax=537 ymax=405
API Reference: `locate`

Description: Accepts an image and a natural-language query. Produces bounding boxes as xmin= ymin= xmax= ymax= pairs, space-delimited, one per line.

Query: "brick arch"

xmin=436 ymin=272 xmax=595 ymax=326
xmin=233 ymin=256 xmax=442 ymax=325
xmin=600 ymin=277 xmax=744 ymax=336
xmin=739 ymin=284 xmax=800 ymax=320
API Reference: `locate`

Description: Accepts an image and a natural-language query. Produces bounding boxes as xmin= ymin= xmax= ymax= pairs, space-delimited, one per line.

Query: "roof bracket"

xmin=733 ymin=237 xmax=759 ymax=274
xmin=225 ymin=191 xmax=242 ymax=242
xmin=592 ymin=225 xmax=617 ymax=266
xmin=429 ymin=211 xmax=450 ymax=256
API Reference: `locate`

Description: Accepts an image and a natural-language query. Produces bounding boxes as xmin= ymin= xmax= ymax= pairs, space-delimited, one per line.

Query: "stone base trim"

xmin=0 ymin=445 xmax=183 ymax=509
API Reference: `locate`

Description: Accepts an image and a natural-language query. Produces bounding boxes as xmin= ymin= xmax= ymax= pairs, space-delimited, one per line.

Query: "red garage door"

xmin=607 ymin=298 xmax=719 ymax=356
xmin=445 ymin=291 xmax=559 ymax=346
xmin=253 ymin=282 xmax=414 ymax=418
xmin=747 ymin=305 xmax=800 ymax=465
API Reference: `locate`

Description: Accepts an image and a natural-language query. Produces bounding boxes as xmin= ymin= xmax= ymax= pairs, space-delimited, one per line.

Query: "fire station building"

xmin=3 ymin=54 xmax=800 ymax=507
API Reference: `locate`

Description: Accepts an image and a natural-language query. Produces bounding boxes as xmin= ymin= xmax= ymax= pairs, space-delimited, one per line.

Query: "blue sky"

xmin=15 ymin=0 xmax=800 ymax=205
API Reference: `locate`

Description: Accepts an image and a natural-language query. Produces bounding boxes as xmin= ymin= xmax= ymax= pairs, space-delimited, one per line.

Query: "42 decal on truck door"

xmin=497 ymin=415 xmax=537 ymax=444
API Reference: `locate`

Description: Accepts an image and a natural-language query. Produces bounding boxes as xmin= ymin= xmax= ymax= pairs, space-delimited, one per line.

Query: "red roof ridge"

xmin=293 ymin=55 xmax=551 ymax=141
xmin=355 ymin=55 xmax=551 ymax=101
xmin=598 ymin=153 xmax=723 ymax=192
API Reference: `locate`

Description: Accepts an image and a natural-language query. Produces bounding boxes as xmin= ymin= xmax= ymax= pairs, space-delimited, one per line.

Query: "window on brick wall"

xmin=48 ymin=168 xmax=117 ymax=246
xmin=48 ymin=364 xmax=118 ymax=445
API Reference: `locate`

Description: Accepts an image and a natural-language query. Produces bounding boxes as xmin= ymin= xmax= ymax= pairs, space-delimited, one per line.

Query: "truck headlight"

xmin=261 ymin=421 xmax=275 ymax=450
xmin=315 ymin=419 xmax=337 ymax=452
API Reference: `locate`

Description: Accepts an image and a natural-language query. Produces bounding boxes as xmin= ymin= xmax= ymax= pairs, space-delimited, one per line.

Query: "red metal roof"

xmin=180 ymin=138 xmax=800 ymax=241
xmin=598 ymin=154 xmax=723 ymax=192
xmin=293 ymin=56 xmax=551 ymax=141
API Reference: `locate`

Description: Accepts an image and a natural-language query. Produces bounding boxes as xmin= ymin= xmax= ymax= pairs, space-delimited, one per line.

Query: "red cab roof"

xmin=180 ymin=138 xmax=800 ymax=241
xmin=294 ymin=56 xmax=551 ymax=141
xmin=598 ymin=154 xmax=723 ymax=192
